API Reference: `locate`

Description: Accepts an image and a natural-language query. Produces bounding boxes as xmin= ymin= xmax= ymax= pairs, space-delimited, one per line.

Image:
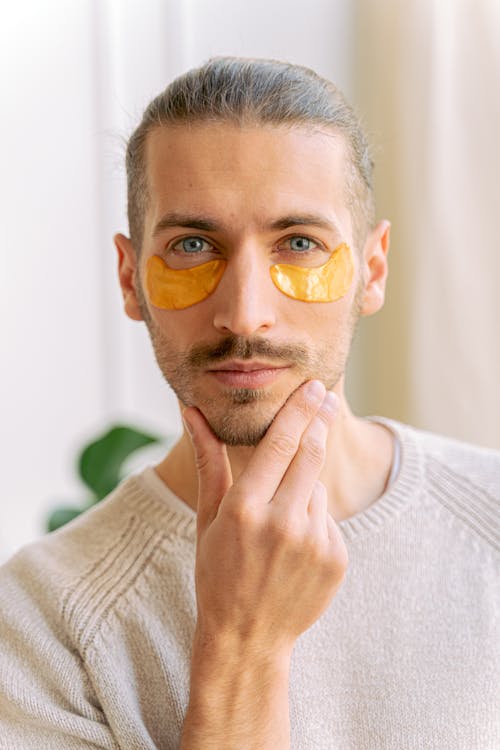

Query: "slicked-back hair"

xmin=125 ymin=57 xmax=375 ymax=254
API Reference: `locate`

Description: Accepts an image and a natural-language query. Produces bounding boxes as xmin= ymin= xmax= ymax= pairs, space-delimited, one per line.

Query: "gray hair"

xmin=126 ymin=56 xmax=375 ymax=253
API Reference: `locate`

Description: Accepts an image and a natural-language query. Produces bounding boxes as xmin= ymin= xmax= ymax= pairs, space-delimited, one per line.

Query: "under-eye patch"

xmin=270 ymin=242 xmax=354 ymax=302
xmin=144 ymin=256 xmax=226 ymax=310
xmin=144 ymin=242 xmax=354 ymax=310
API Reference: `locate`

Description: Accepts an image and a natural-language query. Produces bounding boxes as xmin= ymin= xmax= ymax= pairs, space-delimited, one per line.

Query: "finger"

xmin=233 ymin=380 xmax=327 ymax=504
xmin=271 ymin=391 xmax=337 ymax=512
xmin=182 ymin=406 xmax=233 ymax=536
xmin=307 ymin=480 xmax=329 ymax=538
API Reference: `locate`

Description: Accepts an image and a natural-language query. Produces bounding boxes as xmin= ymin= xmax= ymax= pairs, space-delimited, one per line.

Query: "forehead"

xmin=143 ymin=122 xmax=352 ymax=235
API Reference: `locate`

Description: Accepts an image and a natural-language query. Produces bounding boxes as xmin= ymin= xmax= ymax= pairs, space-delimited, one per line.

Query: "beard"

xmin=136 ymin=273 xmax=364 ymax=446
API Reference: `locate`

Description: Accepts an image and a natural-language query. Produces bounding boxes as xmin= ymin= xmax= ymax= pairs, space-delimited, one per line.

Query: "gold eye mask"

xmin=144 ymin=255 xmax=226 ymax=310
xmin=270 ymin=242 xmax=354 ymax=302
xmin=144 ymin=242 xmax=354 ymax=309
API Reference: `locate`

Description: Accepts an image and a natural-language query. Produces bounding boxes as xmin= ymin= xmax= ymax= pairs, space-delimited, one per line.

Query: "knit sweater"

xmin=0 ymin=417 xmax=498 ymax=749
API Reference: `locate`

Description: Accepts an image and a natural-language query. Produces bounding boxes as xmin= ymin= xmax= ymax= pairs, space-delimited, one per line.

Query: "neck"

xmin=155 ymin=394 xmax=395 ymax=522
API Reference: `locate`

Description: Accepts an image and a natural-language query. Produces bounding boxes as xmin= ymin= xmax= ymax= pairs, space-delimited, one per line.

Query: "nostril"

xmin=213 ymin=297 xmax=275 ymax=336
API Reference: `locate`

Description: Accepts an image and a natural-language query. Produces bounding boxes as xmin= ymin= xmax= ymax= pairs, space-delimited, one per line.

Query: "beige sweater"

xmin=0 ymin=417 xmax=498 ymax=749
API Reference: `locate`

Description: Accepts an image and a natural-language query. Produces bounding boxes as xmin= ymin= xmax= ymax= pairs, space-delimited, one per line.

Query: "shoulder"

xmin=2 ymin=476 xmax=147 ymax=590
xmin=384 ymin=418 xmax=500 ymax=551
xmin=399 ymin=421 xmax=500 ymax=490
xmin=0 ymin=473 xmax=195 ymax=651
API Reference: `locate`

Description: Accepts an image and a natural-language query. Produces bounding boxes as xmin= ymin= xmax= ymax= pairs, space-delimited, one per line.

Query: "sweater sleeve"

xmin=0 ymin=550 xmax=118 ymax=750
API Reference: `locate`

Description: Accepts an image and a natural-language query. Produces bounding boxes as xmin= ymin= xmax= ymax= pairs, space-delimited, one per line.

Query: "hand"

xmin=183 ymin=380 xmax=349 ymax=658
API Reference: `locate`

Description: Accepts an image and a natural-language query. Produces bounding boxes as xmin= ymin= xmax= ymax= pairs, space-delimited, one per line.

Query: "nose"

xmin=212 ymin=251 xmax=277 ymax=336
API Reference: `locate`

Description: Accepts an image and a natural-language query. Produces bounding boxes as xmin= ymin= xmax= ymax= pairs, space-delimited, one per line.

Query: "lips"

xmin=208 ymin=360 xmax=288 ymax=373
xmin=207 ymin=361 xmax=290 ymax=388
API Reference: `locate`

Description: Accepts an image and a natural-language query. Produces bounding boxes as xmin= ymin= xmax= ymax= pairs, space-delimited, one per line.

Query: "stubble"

xmin=135 ymin=270 xmax=365 ymax=446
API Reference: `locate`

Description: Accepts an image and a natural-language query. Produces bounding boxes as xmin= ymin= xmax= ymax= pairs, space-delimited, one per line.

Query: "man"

xmin=0 ymin=57 xmax=498 ymax=749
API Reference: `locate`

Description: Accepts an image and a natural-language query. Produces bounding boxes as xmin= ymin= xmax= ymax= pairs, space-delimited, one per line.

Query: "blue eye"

xmin=180 ymin=237 xmax=209 ymax=253
xmin=289 ymin=236 xmax=317 ymax=252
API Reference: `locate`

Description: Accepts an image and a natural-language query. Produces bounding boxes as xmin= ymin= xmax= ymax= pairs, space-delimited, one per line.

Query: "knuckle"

xmin=324 ymin=543 xmax=349 ymax=576
xmin=293 ymin=396 xmax=318 ymax=422
xmin=268 ymin=433 xmax=298 ymax=459
xmin=333 ymin=541 xmax=350 ymax=570
xmin=304 ymin=532 xmax=326 ymax=558
xmin=301 ymin=435 xmax=325 ymax=466
xmin=313 ymin=479 xmax=327 ymax=497
xmin=294 ymin=394 xmax=322 ymax=423
xmin=268 ymin=514 xmax=303 ymax=543
xmin=193 ymin=449 xmax=211 ymax=473
xmin=225 ymin=499 xmax=259 ymax=528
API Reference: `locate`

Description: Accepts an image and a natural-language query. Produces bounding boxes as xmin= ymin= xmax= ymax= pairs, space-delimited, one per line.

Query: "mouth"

xmin=206 ymin=360 xmax=290 ymax=388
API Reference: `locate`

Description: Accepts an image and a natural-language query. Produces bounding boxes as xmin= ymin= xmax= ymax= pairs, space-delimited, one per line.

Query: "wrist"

xmin=183 ymin=627 xmax=292 ymax=749
xmin=191 ymin=623 xmax=294 ymax=670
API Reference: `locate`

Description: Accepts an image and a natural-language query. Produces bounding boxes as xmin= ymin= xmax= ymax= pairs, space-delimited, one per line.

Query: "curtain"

xmin=349 ymin=0 xmax=500 ymax=449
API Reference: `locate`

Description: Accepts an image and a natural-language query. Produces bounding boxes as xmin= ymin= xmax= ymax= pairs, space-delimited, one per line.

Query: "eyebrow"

xmin=151 ymin=211 xmax=341 ymax=238
xmin=152 ymin=213 xmax=217 ymax=236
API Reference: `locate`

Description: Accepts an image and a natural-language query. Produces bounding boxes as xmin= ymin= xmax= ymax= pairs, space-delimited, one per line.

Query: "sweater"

xmin=0 ymin=417 xmax=498 ymax=749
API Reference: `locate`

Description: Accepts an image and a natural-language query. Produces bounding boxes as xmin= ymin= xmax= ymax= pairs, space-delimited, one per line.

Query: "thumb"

xmin=182 ymin=406 xmax=232 ymax=536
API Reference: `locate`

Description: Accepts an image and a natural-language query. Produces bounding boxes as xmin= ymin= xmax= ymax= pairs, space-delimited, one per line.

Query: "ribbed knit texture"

xmin=0 ymin=418 xmax=498 ymax=749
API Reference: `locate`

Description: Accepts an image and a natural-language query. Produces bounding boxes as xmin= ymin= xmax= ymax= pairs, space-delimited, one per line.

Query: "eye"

xmin=173 ymin=236 xmax=214 ymax=254
xmin=285 ymin=235 xmax=319 ymax=253
xmin=276 ymin=234 xmax=331 ymax=268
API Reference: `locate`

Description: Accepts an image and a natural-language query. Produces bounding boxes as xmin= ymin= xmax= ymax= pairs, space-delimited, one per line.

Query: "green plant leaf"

xmin=78 ymin=425 xmax=161 ymax=500
xmin=47 ymin=506 xmax=83 ymax=533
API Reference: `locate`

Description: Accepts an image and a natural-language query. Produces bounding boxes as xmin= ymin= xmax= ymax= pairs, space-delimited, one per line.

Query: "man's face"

xmin=129 ymin=122 xmax=377 ymax=446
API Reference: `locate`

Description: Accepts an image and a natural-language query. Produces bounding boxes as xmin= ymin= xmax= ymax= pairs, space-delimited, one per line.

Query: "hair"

xmin=125 ymin=56 xmax=375 ymax=254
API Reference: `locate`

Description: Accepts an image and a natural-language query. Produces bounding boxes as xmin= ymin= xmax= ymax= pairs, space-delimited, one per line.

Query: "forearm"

xmin=180 ymin=630 xmax=292 ymax=750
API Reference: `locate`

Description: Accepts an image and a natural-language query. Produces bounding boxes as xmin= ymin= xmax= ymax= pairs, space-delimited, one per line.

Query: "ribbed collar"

xmin=338 ymin=417 xmax=425 ymax=541
xmin=122 ymin=417 xmax=425 ymax=544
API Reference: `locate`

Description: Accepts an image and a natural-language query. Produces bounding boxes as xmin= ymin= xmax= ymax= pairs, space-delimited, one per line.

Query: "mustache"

xmin=187 ymin=336 xmax=310 ymax=368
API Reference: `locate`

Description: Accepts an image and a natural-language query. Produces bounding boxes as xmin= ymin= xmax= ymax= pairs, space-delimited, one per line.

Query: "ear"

xmin=358 ymin=220 xmax=391 ymax=317
xmin=114 ymin=233 xmax=143 ymax=321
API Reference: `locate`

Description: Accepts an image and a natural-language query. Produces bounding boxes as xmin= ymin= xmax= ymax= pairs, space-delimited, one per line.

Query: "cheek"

xmin=148 ymin=298 xmax=213 ymax=352
xmin=294 ymin=278 xmax=361 ymax=339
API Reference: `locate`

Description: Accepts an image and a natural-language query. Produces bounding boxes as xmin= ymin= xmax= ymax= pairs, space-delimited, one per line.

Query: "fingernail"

xmin=305 ymin=380 xmax=325 ymax=401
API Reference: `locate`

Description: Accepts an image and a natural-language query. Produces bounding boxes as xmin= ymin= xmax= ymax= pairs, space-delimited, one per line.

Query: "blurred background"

xmin=1 ymin=0 xmax=499 ymax=557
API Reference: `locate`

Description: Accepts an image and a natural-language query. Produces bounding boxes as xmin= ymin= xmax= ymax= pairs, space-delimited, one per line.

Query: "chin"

xmin=212 ymin=423 xmax=272 ymax=447
xmin=205 ymin=397 xmax=278 ymax=447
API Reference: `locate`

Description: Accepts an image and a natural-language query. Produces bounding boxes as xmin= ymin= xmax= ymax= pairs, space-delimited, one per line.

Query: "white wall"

xmin=1 ymin=1 xmax=106 ymax=558
xmin=1 ymin=0 xmax=353 ymax=557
